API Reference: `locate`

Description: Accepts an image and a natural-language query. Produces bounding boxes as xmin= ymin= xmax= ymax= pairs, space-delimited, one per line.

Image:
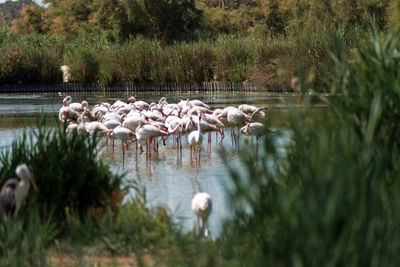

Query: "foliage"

xmin=0 ymin=31 xmax=63 ymax=83
xmin=144 ymin=0 xmax=202 ymax=43
xmin=0 ymin=212 xmax=57 ymax=266
xmin=11 ymin=3 xmax=46 ymax=34
xmin=214 ymin=35 xmax=260 ymax=82
xmin=97 ymin=203 xmax=178 ymax=254
xmin=160 ymin=28 xmax=400 ymax=267
xmin=0 ymin=119 xmax=122 ymax=227
xmin=64 ymin=45 xmax=100 ymax=84
xmin=165 ymin=29 xmax=400 ymax=267
xmin=0 ymin=0 xmax=34 ymax=23
xmin=327 ymin=28 xmax=400 ymax=148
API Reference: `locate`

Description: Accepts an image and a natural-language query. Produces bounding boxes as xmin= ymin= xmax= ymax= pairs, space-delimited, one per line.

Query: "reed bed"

xmin=0 ymin=23 xmax=343 ymax=89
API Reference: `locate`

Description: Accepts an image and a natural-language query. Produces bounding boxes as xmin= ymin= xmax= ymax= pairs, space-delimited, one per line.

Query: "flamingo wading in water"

xmin=191 ymin=192 xmax=212 ymax=237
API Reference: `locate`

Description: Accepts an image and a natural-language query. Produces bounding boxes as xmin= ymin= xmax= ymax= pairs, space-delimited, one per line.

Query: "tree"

xmin=0 ymin=0 xmax=34 ymax=24
xmin=12 ymin=3 xmax=46 ymax=34
xmin=88 ymin=0 xmax=149 ymax=41
xmin=143 ymin=0 xmax=202 ymax=42
xmin=42 ymin=0 xmax=92 ymax=38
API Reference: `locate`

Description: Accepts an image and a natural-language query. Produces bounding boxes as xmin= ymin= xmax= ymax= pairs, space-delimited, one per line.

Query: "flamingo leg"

xmin=256 ymin=136 xmax=259 ymax=159
xmin=230 ymin=127 xmax=234 ymax=147
xmin=219 ymin=129 xmax=225 ymax=144
xmin=198 ymin=146 xmax=201 ymax=164
xmin=207 ymin=132 xmax=211 ymax=154
xmin=148 ymin=138 xmax=152 ymax=161
xmin=135 ymin=141 xmax=138 ymax=160
xmin=237 ymin=128 xmax=240 ymax=149
xmin=122 ymin=140 xmax=125 ymax=164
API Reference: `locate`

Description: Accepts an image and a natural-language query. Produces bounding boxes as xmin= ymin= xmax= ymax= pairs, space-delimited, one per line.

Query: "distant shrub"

xmin=65 ymin=46 xmax=100 ymax=84
xmin=214 ymin=35 xmax=260 ymax=82
xmin=0 ymin=42 xmax=62 ymax=83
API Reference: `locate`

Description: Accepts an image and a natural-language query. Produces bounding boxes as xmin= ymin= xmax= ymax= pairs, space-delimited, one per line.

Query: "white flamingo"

xmin=135 ymin=117 xmax=169 ymax=159
xmin=0 ymin=164 xmax=38 ymax=217
xmin=191 ymin=192 xmax=212 ymax=237
xmin=188 ymin=114 xmax=203 ymax=162
xmin=107 ymin=126 xmax=136 ymax=160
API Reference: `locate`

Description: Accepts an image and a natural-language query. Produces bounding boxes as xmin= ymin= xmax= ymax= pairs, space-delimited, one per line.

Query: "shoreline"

xmin=0 ymin=81 xmax=294 ymax=93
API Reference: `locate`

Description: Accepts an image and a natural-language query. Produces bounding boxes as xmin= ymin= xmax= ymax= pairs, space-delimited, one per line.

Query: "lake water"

xmin=0 ymin=90 xmax=326 ymax=237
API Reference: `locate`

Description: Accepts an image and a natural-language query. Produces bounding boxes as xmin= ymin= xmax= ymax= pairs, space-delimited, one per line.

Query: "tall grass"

xmin=0 ymin=27 xmax=63 ymax=83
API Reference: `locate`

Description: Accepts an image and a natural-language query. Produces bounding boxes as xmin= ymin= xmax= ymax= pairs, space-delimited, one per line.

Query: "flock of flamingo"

xmin=57 ymin=95 xmax=268 ymax=237
xmin=58 ymin=95 xmax=267 ymax=163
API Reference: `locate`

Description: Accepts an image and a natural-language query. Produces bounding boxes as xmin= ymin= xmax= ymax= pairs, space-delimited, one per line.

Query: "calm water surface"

xmin=0 ymin=90 xmax=325 ymax=236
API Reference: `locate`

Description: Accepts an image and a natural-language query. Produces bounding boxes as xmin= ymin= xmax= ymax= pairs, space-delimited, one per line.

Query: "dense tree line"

xmin=6 ymin=0 xmax=400 ymax=43
xmin=9 ymin=0 xmax=202 ymax=42
xmin=0 ymin=0 xmax=34 ymax=23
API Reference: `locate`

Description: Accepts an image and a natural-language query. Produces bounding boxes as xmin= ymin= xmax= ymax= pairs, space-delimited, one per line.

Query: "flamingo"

xmin=60 ymin=106 xmax=80 ymax=122
xmin=69 ymin=100 xmax=89 ymax=114
xmin=66 ymin=122 xmax=78 ymax=134
xmin=107 ymin=126 xmax=136 ymax=160
xmin=0 ymin=164 xmax=38 ymax=217
xmin=190 ymin=99 xmax=211 ymax=110
xmin=129 ymin=97 xmax=150 ymax=111
xmin=135 ymin=117 xmax=169 ymax=159
xmin=103 ymin=119 xmax=122 ymax=130
xmin=188 ymin=114 xmax=203 ymax=162
xmin=191 ymin=192 xmax=212 ymax=237
xmin=218 ymin=107 xmax=250 ymax=147
xmin=239 ymin=104 xmax=267 ymax=122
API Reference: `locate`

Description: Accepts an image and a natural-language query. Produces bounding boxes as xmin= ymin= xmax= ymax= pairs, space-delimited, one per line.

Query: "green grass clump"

xmin=0 ymin=119 xmax=122 ymax=227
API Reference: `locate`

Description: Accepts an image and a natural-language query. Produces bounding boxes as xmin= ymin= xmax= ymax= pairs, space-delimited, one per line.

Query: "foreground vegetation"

xmin=0 ymin=29 xmax=400 ymax=265
xmin=0 ymin=0 xmax=400 ymax=88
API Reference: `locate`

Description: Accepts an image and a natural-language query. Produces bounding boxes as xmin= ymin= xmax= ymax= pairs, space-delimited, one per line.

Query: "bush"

xmin=0 ymin=33 xmax=63 ymax=83
xmin=214 ymin=35 xmax=260 ymax=82
xmin=0 ymin=119 xmax=122 ymax=228
xmin=64 ymin=45 xmax=100 ymax=84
